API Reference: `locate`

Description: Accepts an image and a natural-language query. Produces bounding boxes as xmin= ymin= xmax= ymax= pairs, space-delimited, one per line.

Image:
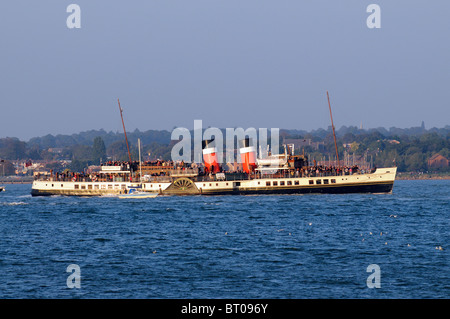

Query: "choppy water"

xmin=0 ymin=180 xmax=448 ymax=299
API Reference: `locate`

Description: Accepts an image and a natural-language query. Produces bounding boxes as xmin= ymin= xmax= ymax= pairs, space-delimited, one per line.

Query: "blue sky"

xmin=1 ymin=1 xmax=449 ymax=140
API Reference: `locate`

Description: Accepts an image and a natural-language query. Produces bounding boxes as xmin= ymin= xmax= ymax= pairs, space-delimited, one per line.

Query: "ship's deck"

xmin=31 ymin=167 xmax=397 ymax=196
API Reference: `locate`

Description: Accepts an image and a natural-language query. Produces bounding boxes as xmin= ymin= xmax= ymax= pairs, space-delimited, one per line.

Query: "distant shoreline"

xmin=396 ymin=173 xmax=450 ymax=180
xmin=2 ymin=173 xmax=450 ymax=185
xmin=0 ymin=181 xmax=33 ymax=184
xmin=0 ymin=177 xmax=34 ymax=184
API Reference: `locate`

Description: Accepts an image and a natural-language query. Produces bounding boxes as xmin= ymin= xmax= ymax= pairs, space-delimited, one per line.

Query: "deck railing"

xmin=34 ymin=166 xmax=373 ymax=183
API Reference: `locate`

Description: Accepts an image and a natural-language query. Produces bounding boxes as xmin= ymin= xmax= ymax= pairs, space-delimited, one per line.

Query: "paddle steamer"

xmin=31 ymin=95 xmax=397 ymax=196
xmin=31 ymin=142 xmax=396 ymax=197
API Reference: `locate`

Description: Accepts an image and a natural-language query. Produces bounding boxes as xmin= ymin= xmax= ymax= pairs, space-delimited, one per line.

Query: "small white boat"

xmin=0 ymin=186 xmax=5 ymax=192
xmin=118 ymin=188 xmax=158 ymax=199
xmin=118 ymin=139 xmax=158 ymax=199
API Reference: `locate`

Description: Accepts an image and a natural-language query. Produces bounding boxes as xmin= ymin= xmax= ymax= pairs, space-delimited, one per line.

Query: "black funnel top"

xmin=202 ymin=139 xmax=215 ymax=149
xmin=239 ymin=137 xmax=252 ymax=148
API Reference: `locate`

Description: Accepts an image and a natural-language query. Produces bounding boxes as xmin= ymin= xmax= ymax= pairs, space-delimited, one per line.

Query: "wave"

xmin=0 ymin=201 xmax=29 ymax=206
xmin=16 ymin=194 xmax=31 ymax=198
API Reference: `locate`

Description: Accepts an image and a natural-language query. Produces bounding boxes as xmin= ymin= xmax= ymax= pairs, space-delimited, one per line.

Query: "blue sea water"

xmin=0 ymin=180 xmax=448 ymax=299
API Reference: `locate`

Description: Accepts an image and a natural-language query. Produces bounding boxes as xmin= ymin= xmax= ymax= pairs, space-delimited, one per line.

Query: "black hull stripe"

xmin=31 ymin=181 xmax=394 ymax=196
xmin=200 ymin=182 xmax=394 ymax=195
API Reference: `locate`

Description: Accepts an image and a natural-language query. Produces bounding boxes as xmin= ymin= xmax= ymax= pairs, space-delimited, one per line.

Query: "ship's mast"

xmin=138 ymin=138 xmax=142 ymax=182
xmin=327 ymin=91 xmax=340 ymax=171
xmin=117 ymin=98 xmax=133 ymax=181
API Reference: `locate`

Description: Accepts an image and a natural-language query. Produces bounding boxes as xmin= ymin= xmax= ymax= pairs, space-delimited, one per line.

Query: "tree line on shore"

xmin=0 ymin=125 xmax=449 ymax=174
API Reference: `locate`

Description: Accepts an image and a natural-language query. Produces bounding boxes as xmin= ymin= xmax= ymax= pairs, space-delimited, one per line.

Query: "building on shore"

xmin=428 ymin=153 xmax=449 ymax=169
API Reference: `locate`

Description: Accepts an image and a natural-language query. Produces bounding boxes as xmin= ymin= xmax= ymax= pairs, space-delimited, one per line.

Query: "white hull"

xmin=31 ymin=168 xmax=397 ymax=196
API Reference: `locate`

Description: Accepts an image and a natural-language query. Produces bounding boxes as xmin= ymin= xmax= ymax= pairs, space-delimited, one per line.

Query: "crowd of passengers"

xmin=301 ymin=165 xmax=363 ymax=177
xmin=101 ymin=160 xmax=176 ymax=173
xmin=35 ymin=159 xmax=373 ymax=182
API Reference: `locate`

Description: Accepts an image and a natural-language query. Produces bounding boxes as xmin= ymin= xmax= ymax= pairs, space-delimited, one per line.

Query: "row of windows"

xmin=265 ymin=179 xmax=337 ymax=187
xmin=311 ymin=179 xmax=337 ymax=185
xmin=145 ymin=184 xmax=163 ymax=188
xmin=73 ymin=184 xmax=166 ymax=190
xmin=74 ymin=184 xmax=127 ymax=190
xmin=265 ymin=180 xmax=299 ymax=186
xmin=200 ymin=179 xmax=337 ymax=188
xmin=54 ymin=178 xmax=341 ymax=191
xmin=203 ymin=183 xmax=229 ymax=187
